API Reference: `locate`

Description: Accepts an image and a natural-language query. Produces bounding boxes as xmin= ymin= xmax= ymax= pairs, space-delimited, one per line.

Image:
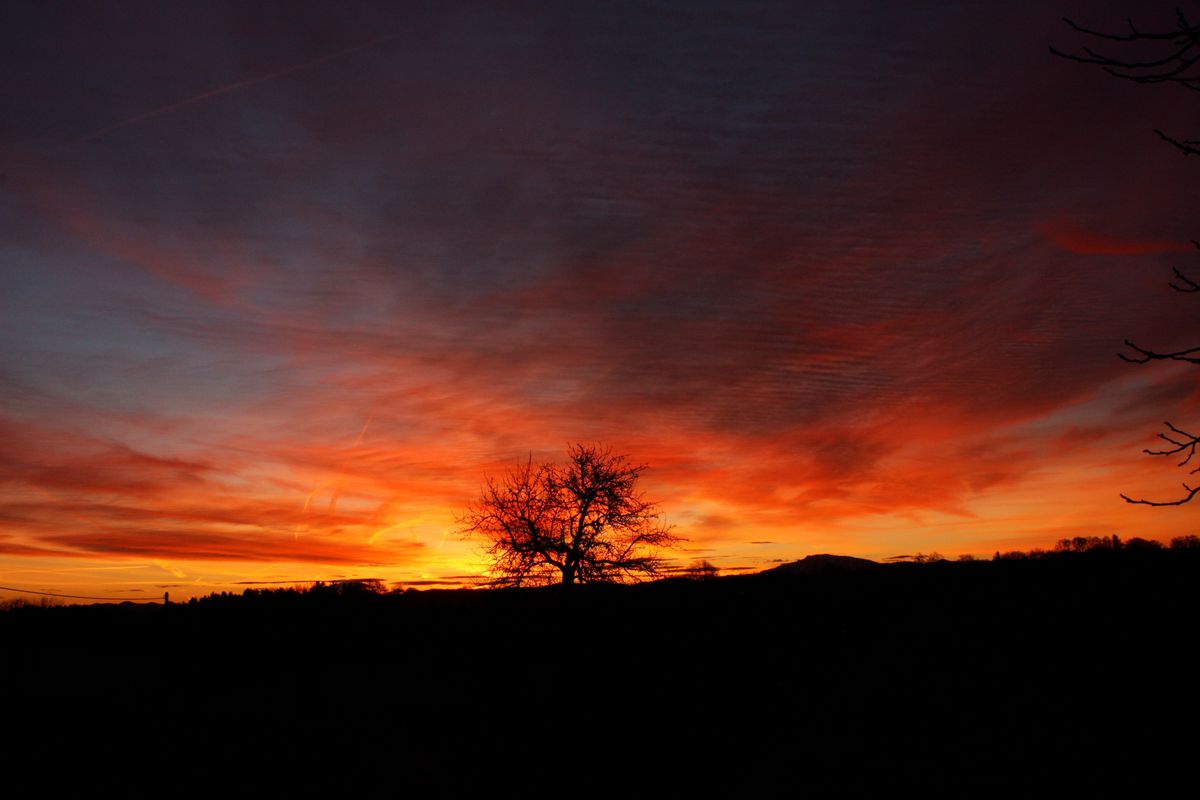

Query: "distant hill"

xmin=760 ymin=553 xmax=880 ymax=575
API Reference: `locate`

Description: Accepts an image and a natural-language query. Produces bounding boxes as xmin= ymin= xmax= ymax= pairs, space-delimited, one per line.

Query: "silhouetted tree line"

xmin=180 ymin=578 xmax=404 ymax=610
xmin=988 ymin=533 xmax=1200 ymax=560
xmin=881 ymin=535 xmax=1200 ymax=564
xmin=5 ymin=538 xmax=1199 ymax=616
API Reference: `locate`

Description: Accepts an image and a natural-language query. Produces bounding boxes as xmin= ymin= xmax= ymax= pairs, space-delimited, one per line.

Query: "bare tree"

xmin=1050 ymin=9 xmax=1200 ymax=156
xmin=1053 ymin=9 xmax=1200 ymax=505
xmin=458 ymin=443 xmax=681 ymax=586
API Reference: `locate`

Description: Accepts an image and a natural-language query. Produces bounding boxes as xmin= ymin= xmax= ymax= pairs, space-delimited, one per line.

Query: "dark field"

xmin=3 ymin=550 xmax=1197 ymax=792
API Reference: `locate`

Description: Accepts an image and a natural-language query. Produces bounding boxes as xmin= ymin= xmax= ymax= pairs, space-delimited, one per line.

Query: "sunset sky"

xmin=3 ymin=1 xmax=1200 ymax=601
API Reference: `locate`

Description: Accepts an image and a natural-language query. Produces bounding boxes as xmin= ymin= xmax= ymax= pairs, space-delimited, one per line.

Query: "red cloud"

xmin=1042 ymin=221 xmax=1195 ymax=256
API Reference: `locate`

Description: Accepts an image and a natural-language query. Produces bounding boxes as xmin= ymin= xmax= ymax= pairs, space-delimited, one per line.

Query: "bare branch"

xmin=1060 ymin=15 xmax=1182 ymax=42
xmin=1122 ymin=423 xmax=1200 ymax=504
xmin=1122 ymin=483 xmax=1200 ymax=506
xmin=1168 ymin=264 xmax=1200 ymax=293
xmin=1143 ymin=421 xmax=1200 ymax=465
xmin=1155 ymin=128 xmax=1200 ymax=155
xmin=1118 ymin=340 xmax=1200 ymax=364
xmin=1052 ymin=13 xmax=1200 ymax=101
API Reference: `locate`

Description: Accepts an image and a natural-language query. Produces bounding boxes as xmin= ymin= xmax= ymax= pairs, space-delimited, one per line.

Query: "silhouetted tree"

xmin=458 ymin=443 xmax=681 ymax=587
xmin=682 ymin=559 xmax=720 ymax=580
xmin=1054 ymin=535 xmax=1121 ymax=553
xmin=1124 ymin=536 xmax=1164 ymax=550
xmin=1053 ymin=10 xmax=1200 ymax=505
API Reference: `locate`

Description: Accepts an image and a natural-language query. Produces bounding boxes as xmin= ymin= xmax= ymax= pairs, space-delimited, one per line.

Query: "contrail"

xmin=327 ymin=414 xmax=373 ymax=513
xmin=64 ymin=34 xmax=395 ymax=147
xmin=293 ymin=414 xmax=375 ymax=540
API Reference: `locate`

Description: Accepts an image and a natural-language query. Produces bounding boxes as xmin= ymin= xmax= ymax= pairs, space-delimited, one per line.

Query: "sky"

xmin=3 ymin=0 xmax=1200 ymax=601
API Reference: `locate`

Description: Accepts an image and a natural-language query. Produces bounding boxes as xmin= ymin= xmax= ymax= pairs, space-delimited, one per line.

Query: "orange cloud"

xmin=48 ymin=530 xmax=417 ymax=565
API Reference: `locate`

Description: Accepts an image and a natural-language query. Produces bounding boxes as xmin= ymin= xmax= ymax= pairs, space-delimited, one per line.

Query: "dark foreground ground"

xmin=3 ymin=550 xmax=1198 ymax=792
